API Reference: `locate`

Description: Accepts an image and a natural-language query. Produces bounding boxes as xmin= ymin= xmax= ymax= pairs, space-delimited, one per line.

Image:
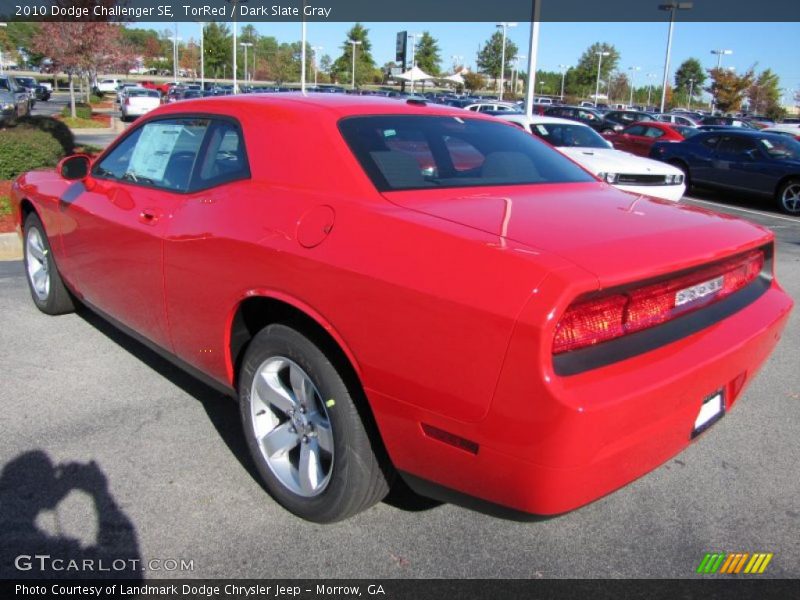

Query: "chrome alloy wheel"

xmin=249 ymin=356 xmax=334 ymax=497
xmin=781 ymin=182 xmax=800 ymax=214
xmin=26 ymin=226 xmax=50 ymax=301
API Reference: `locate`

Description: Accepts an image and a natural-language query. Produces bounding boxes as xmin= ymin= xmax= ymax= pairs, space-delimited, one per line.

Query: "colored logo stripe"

xmin=697 ymin=552 xmax=773 ymax=574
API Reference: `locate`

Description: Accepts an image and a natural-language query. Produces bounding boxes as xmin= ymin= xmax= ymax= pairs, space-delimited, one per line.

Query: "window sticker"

xmin=128 ymin=124 xmax=184 ymax=182
xmin=536 ymin=125 xmax=549 ymax=136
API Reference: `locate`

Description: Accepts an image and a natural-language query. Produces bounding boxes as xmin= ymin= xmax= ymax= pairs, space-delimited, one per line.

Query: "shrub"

xmin=16 ymin=116 xmax=75 ymax=154
xmin=61 ymin=102 xmax=93 ymax=120
xmin=0 ymin=126 xmax=65 ymax=180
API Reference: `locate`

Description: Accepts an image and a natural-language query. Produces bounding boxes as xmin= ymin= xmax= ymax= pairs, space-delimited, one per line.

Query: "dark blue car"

xmin=650 ymin=130 xmax=800 ymax=214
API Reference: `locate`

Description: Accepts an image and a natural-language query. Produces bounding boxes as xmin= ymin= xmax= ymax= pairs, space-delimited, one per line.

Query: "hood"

xmin=383 ymin=182 xmax=771 ymax=288
xmin=559 ymin=147 xmax=682 ymax=176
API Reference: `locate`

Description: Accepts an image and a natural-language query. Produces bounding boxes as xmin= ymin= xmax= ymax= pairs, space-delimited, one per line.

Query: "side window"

xmin=644 ymin=127 xmax=665 ymax=138
xmin=93 ymin=118 xmax=210 ymax=192
xmin=625 ymin=125 xmax=647 ymax=136
xmin=700 ymin=135 xmax=720 ymax=150
xmin=197 ymin=121 xmax=250 ymax=186
xmin=383 ymin=127 xmax=437 ymax=176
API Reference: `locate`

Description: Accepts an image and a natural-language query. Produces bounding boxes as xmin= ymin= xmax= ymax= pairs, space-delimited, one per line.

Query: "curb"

xmin=0 ymin=232 xmax=22 ymax=261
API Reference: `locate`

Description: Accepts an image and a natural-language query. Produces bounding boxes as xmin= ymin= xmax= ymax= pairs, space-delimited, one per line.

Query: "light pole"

xmin=451 ymin=54 xmax=463 ymax=73
xmin=646 ymin=72 xmax=657 ymax=106
xmin=0 ymin=23 xmax=7 ymax=75
xmin=687 ymin=77 xmax=695 ymax=109
xmin=225 ymin=0 xmax=248 ymax=93
xmin=594 ymin=51 xmax=610 ymax=106
xmin=628 ymin=66 xmax=640 ymax=107
xmin=171 ymin=23 xmax=181 ymax=83
xmin=710 ymin=49 xmax=732 ymax=112
xmin=558 ymin=64 xmax=570 ymax=100
xmin=349 ymin=39 xmax=362 ymax=90
xmin=312 ymin=46 xmax=323 ymax=86
xmin=239 ymin=42 xmax=253 ymax=83
xmin=511 ymin=55 xmax=525 ymax=97
xmin=197 ymin=22 xmax=205 ymax=90
xmin=407 ymin=33 xmax=422 ymax=94
xmin=496 ymin=22 xmax=517 ymax=100
xmin=658 ymin=2 xmax=693 ymax=113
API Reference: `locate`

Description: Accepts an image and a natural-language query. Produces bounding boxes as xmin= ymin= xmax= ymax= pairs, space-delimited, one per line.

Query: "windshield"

xmin=759 ymin=136 xmax=800 ymax=160
xmin=16 ymin=77 xmax=36 ymax=87
xmin=339 ymin=116 xmax=595 ymax=192
xmin=529 ymin=122 xmax=610 ymax=149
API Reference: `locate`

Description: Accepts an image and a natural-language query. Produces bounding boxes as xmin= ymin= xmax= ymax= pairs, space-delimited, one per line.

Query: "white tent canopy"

xmin=440 ymin=72 xmax=464 ymax=85
xmin=393 ymin=65 xmax=435 ymax=82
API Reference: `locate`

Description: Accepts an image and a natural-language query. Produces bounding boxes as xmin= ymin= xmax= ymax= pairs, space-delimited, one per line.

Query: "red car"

xmin=607 ymin=121 xmax=697 ymax=157
xmin=9 ymin=96 xmax=793 ymax=522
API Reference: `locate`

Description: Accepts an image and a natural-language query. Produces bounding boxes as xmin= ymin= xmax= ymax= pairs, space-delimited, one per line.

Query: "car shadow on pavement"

xmin=74 ymin=307 xmax=444 ymax=515
xmin=0 ymin=450 xmax=142 ymax=579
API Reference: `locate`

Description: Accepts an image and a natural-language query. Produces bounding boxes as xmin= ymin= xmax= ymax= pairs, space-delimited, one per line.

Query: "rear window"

xmin=339 ymin=115 xmax=595 ymax=192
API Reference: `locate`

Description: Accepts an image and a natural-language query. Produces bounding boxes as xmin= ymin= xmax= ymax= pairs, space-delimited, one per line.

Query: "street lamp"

xmin=496 ymin=22 xmax=517 ymax=100
xmin=687 ymin=77 xmax=695 ymax=109
xmin=0 ymin=23 xmax=7 ymax=75
xmin=451 ymin=54 xmax=463 ymax=73
xmin=558 ymin=64 xmax=570 ymax=100
xmin=171 ymin=24 xmax=182 ymax=83
xmin=658 ymin=2 xmax=693 ymax=113
xmin=312 ymin=46 xmax=323 ymax=86
xmin=349 ymin=39 xmax=362 ymax=90
xmin=239 ymin=42 xmax=253 ymax=83
xmin=710 ymin=49 xmax=732 ymax=112
xmin=594 ymin=51 xmax=610 ymax=107
xmin=628 ymin=66 xmax=640 ymax=107
xmin=225 ymin=0 xmax=248 ymax=93
xmin=646 ymin=72 xmax=657 ymax=106
xmin=197 ymin=22 xmax=205 ymax=91
xmin=407 ymin=33 xmax=422 ymax=94
xmin=511 ymin=55 xmax=525 ymax=97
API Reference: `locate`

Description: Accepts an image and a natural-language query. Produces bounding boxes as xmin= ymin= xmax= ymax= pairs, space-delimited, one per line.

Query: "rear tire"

xmin=239 ymin=324 xmax=392 ymax=522
xmin=23 ymin=212 xmax=76 ymax=315
xmin=776 ymin=179 xmax=800 ymax=215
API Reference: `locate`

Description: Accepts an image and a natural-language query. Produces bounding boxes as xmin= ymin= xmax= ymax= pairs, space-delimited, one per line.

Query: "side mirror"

xmin=58 ymin=155 xmax=91 ymax=181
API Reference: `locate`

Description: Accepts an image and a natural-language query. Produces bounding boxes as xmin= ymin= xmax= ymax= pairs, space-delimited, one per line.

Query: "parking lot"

xmin=1 ymin=190 xmax=798 ymax=579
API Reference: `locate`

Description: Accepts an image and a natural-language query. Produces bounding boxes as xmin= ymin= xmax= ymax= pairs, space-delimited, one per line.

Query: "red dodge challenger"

xmin=10 ymin=95 xmax=793 ymax=522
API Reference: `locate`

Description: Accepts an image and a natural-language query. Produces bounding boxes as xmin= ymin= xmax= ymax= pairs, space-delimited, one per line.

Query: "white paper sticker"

xmin=128 ymin=124 xmax=183 ymax=182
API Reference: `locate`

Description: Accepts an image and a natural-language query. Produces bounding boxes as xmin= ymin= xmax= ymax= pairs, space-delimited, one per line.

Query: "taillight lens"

xmin=553 ymin=249 xmax=765 ymax=355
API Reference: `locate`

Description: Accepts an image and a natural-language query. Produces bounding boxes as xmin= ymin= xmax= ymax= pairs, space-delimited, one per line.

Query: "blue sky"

xmin=138 ymin=21 xmax=800 ymax=103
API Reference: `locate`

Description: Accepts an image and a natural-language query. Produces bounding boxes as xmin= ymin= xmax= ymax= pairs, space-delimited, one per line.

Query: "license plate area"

xmin=692 ymin=390 xmax=725 ymax=438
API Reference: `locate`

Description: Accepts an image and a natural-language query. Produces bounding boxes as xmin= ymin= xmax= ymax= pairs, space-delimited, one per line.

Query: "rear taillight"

xmin=553 ymin=249 xmax=765 ymax=355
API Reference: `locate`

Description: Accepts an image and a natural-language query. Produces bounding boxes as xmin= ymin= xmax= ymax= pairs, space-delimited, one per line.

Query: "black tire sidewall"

xmin=23 ymin=213 xmax=54 ymax=312
xmin=238 ymin=324 xmax=369 ymax=522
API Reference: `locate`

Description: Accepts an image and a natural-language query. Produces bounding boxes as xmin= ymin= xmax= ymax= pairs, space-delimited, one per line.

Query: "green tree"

xmin=203 ymin=22 xmax=232 ymax=80
xmin=1 ymin=22 xmax=44 ymax=68
xmin=463 ymin=71 xmax=486 ymax=93
xmin=748 ymin=68 xmax=781 ymax=117
xmin=706 ymin=67 xmax=755 ymax=113
xmin=331 ymin=23 xmax=375 ymax=87
xmin=674 ymin=58 xmax=705 ymax=99
xmin=476 ymin=30 xmax=518 ymax=86
xmin=414 ymin=32 xmax=441 ymax=76
xmin=571 ymin=42 xmax=620 ymax=92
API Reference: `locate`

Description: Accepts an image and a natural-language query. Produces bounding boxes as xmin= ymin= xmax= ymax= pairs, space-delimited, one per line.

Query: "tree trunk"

xmin=69 ymin=73 xmax=77 ymax=119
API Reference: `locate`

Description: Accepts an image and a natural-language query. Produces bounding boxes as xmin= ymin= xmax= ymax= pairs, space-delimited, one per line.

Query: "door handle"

xmin=138 ymin=208 xmax=162 ymax=225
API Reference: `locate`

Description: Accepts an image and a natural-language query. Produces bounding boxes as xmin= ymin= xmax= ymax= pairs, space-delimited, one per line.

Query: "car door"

xmin=614 ymin=125 xmax=648 ymax=154
xmin=58 ymin=117 xmax=212 ymax=350
xmin=712 ymin=135 xmax=777 ymax=194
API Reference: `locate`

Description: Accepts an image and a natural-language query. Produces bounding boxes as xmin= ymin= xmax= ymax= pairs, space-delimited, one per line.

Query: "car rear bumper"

xmin=371 ymin=280 xmax=792 ymax=515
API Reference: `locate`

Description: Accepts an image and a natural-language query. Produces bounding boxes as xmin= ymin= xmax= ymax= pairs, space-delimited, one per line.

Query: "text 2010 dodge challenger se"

xmin=10 ymin=95 xmax=793 ymax=522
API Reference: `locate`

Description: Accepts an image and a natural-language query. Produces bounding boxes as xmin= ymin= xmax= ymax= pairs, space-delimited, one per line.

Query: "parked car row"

xmin=0 ymin=74 xmax=50 ymax=122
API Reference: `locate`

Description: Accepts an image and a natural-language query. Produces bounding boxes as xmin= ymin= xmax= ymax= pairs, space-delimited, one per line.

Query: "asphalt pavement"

xmin=1 ymin=187 xmax=799 ymax=579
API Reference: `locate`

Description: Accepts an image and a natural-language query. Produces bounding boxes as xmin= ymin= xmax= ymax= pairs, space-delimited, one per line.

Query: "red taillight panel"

xmin=553 ymin=249 xmax=765 ymax=355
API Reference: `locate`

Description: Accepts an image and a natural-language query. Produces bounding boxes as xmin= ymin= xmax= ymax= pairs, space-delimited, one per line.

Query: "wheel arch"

xmin=226 ymin=293 xmax=364 ymax=396
xmin=19 ymin=198 xmax=37 ymax=228
xmin=774 ymin=174 xmax=800 ymax=198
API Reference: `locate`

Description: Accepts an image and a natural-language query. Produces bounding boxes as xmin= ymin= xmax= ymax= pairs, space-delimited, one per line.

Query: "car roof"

xmin=497 ymin=114 xmax=589 ymax=128
xmin=151 ymin=93 xmax=486 ymax=120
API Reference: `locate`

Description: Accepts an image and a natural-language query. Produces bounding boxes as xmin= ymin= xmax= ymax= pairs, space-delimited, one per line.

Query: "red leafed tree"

xmin=33 ymin=22 xmax=130 ymax=118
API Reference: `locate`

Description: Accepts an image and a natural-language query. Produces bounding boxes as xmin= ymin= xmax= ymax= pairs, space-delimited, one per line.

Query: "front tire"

xmin=239 ymin=324 xmax=392 ymax=522
xmin=777 ymin=179 xmax=800 ymax=215
xmin=23 ymin=212 xmax=76 ymax=315
xmin=670 ymin=160 xmax=692 ymax=195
